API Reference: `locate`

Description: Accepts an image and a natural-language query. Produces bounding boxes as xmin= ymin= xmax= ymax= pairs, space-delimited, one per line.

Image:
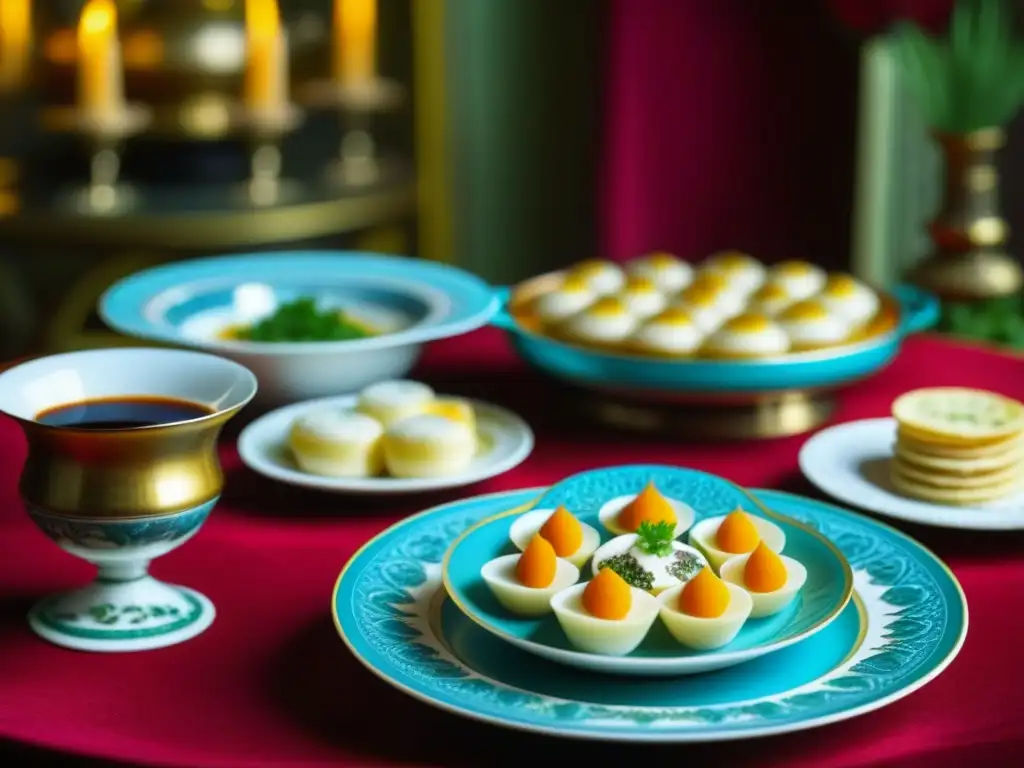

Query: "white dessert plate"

xmin=799 ymin=417 xmax=1024 ymax=531
xmin=237 ymin=395 xmax=534 ymax=495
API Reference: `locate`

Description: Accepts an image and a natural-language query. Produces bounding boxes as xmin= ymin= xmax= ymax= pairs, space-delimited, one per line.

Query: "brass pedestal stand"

xmin=301 ymin=77 xmax=405 ymax=189
xmin=234 ymin=104 xmax=306 ymax=207
xmin=42 ymin=105 xmax=152 ymax=215
xmin=577 ymin=390 xmax=836 ymax=441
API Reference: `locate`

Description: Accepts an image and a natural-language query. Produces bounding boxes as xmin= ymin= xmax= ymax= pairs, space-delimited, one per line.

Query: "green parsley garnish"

xmin=598 ymin=554 xmax=654 ymax=591
xmin=634 ymin=520 xmax=675 ymax=557
xmin=236 ymin=298 xmax=375 ymax=342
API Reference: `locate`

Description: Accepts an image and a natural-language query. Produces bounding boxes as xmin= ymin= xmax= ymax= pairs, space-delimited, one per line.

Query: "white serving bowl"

xmin=99 ymin=252 xmax=499 ymax=405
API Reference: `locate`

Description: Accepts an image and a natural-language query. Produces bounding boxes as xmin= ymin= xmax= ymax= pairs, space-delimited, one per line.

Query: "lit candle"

xmin=0 ymin=0 xmax=32 ymax=91
xmin=76 ymin=0 xmax=123 ymax=117
xmin=334 ymin=0 xmax=376 ymax=87
xmin=244 ymin=0 xmax=288 ymax=113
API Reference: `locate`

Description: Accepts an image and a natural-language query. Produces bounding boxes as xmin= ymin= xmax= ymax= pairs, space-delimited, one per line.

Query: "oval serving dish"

xmin=442 ymin=465 xmax=853 ymax=676
xmin=490 ymin=270 xmax=938 ymax=399
xmin=100 ymin=252 xmax=499 ymax=404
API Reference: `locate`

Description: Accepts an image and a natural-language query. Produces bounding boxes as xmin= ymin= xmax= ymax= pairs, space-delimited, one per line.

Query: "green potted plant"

xmin=892 ymin=0 xmax=1024 ymax=345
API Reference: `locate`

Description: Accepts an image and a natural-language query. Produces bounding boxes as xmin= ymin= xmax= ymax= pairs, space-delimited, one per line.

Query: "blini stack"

xmin=890 ymin=387 xmax=1024 ymax=506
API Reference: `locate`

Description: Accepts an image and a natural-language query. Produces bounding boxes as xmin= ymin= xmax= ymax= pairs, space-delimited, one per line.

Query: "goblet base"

xmin=28 ymin=576 xmax=215 ymax=652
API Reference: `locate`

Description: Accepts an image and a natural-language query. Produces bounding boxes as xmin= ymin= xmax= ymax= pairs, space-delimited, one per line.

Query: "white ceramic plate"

xmin=237 ymin=395 xmax=534 ymax=495
xmin=799 ymin=417 xmax=1024 ymax=530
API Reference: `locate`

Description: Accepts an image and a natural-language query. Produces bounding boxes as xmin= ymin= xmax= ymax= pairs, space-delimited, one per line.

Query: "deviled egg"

xmin=766 ymin=261 xmax=827 ymax=301
xmin=720 ymin=542 xmax=807 ymax=618
xmin=778 ymin=299 xmax=852 ymax=349
xmin=559 ymin=296 xmax=637 ymax=346
xmin=616 ymin=276 xmax=668 ymax=319
xmin=700 ymin=251 xmax=766 ymax=295
xmin=747 ymin=282 xmax=795 ymax=316
xmin=551 ymin=568 xmax=660 ymax=655
xmin=597 ymin=481 xmax=696 ymax=537
xmin=702 ymin=312 xmax=790 ymax=359
xmin=591 ymin=522 xmax=708 ymax=595
xmin=689 ymin=509 xmax=787 ymax=571
xmin=816 ymin=273 xmax=880 ymax=326
xmin=626 ymin=252 xmax=693 ymax=293
xmin=657 ymin=566 xmax=753 ymax=650
xmin=481 ymin=535 xmax=580 ymax=617
xmin=356 ymin=379 xmax=435 ymax=427
xmin=382 ymin=414 xmax=476 ymax=478
xmin=508 ymin=506 xmax=601 ymax=569
xmin=568 ymin=259 xmax=626 ymax=295
xmin=288 ymin=409 xmax=385 ymax=478
xmin=674 ymin=275 xmax=743 ymax=332
xmin=533 ymin=275 xmax=594 ymax=325
xmin=628 ymin=307 xmax=705 ymax=357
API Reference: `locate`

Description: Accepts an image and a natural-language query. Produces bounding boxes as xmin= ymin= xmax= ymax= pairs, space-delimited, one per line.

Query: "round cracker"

xmin=889 ymin=464 xmax=1021 ymax=505
xmin=893 ymin=442 xmax=1024 ymax=474
xmin=892 ymin=387 xmax=1024 ymax=444
xmin=895 ymin=430 xmax=1023 ymax=459
xmin=891 ymin=456 xmax=1022 ymax=488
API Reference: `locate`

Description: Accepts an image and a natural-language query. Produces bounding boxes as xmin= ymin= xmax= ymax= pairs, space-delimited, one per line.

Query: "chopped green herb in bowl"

xmin=230 ymin=298 xmax=376 ymax=342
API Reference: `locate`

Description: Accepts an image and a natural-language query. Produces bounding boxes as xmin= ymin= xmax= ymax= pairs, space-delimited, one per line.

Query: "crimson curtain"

xmin=599 ymin=0 xmax=862 ymax=268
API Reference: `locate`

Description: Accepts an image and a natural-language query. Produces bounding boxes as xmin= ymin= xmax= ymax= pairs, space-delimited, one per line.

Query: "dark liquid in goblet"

xmin=35 ymin=396 xmax=214 ymax=430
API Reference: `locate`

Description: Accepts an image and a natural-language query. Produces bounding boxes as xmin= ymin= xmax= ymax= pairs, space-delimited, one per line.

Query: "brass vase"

xmin=909 ymin=128 xmax=1023 ymax=300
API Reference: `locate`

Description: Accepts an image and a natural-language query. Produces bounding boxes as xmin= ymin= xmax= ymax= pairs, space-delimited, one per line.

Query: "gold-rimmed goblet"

xmin=0 ymin=347 xmax=257 ymax=652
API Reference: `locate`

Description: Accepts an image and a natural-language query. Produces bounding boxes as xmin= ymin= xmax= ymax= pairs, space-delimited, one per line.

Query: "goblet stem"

xmin=97 ymin=561 xmax=149 ymax=582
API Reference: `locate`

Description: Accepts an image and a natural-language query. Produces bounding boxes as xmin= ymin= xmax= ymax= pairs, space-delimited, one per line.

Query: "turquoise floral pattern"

xmin=338 ymin=484 xmax=965 ymax=737
xmin=54 ymin=604 xmax=184 ymax=625
xmin=27 ymin=501 xmax=216 ymax=551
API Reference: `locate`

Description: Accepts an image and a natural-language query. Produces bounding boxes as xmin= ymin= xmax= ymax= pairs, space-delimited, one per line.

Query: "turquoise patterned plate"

xmin=442 ymin=466 xmax=852 ymax=676
xmin=333 ymin=487 xmax=967 ymax=742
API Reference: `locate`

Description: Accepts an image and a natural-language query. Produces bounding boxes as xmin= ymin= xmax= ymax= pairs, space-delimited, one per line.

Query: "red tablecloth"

xmin=1 ymin=331 xmax=1023 ymax=768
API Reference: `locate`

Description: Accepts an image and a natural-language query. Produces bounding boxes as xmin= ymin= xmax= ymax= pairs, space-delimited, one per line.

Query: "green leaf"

xmin=893 ymin=0 xmax=1024 ymax=131
xmin=635 ymin=520 xmax=675 ymax=557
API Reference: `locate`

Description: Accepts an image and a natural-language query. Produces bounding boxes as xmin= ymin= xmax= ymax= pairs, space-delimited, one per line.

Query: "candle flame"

xmin=246 ymin=0 xmax=280 ymax=39
xmin=337 ymin=0 xmax=376 ymax=33
xmin=78 ymin=0 xmax=117 ymax=49
xmin=0 ymin=1 xmax=31 ymax=40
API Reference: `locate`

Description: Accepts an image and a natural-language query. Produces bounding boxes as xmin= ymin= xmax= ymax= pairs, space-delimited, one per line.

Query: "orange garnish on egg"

xmin=723 ymin=313 xmax=770 ymax=333
xmin=743 ymin=542 xmax=787 ymax=593
xmin=515 ymin=535 xmax=557 ymax=588
xmin=617 ymin=481 xmax=676 ymax=532
xmin=688 ymin=273 xmax=728 ymax=293
xmin=653 ymin=307 xmax=694 ymax=325
xmin=774 ymin=260 xmax=811 ymax=276
xmin=574 ymin=259 xmax=607 ymax=276
xmin=625 ymin=275 xmax=658 ymax=292
xmin=754 ymin=283 xmax=789 ymax=301
xmin=823 ymin=275 xmax=857 ymax=297
xmin=588 ymin=297 xmax=627 ymax=317
xmin=715 ymin=509 xmax=761 ymax=554
xmin=648 ymin=252 xmax=677 ymax=267
xmin=582 ymin=568 xmax=632 ymax=620
xmin=561 ymin=275 xmax=590 ymax=292
xmin=539 ymin=506 xmax=583 ymax=558
xmin=679 ymin=567 xmax=731 ymax=618
xmin=710 ymin=251 xmax=752 ymax=270
xmin=781 ymin=300 xmax=829 ymax=321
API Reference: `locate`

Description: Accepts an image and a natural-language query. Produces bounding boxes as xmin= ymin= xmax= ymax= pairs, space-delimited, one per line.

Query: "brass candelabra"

xmin=301 ymin=75 xmax=405 ymax=188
